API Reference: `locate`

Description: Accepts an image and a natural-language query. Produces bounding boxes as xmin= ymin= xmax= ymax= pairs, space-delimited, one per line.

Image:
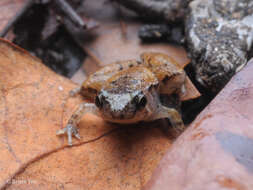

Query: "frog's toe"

xmin=56 ymin=124 xmax=81 ymax=146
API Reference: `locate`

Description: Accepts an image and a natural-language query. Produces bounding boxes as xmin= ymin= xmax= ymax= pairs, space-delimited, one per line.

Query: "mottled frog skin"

xmin=57 ymin=52 xmax=186 ymax=145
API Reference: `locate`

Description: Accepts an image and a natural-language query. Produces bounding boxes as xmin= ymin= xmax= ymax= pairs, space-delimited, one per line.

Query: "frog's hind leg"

xmin=151 ymin=105 xmax=185 ymax=134
xmin=57 ymin=102 xmax=99 ymax=146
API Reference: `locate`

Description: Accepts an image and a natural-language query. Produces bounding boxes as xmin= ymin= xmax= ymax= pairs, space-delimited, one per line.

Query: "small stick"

xmin=119 ymin=18 xmax=127 ymax=40
xmin=118 ymin=4 xmax=127 ymax=40
xmin=110 ymin=1 xmax=127 ymax=40
xmin=54 ymin=0 xmax=86 ymax=28
xmin=82 ymin=46 xmax=104 ymax=67
xmin=0 ymin=0 xmax=34 ymax=37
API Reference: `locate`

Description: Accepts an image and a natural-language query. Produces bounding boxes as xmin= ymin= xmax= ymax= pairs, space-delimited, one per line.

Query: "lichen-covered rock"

xmin=117 ymin=0 xmax=190 ymax=21
xmin=185 ymin=0 xmax=253 ymax=93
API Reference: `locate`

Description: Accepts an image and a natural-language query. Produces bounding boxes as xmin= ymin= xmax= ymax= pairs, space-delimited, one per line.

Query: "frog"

xmin=57 ymin=52 xmax=187 ymax=145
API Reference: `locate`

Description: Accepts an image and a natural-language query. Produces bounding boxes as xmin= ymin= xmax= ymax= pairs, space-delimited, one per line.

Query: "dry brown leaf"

xmin=0 ymin=39 xmax=173 ymax=189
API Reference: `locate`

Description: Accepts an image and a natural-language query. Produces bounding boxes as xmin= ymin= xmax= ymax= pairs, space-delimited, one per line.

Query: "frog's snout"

xmin=95 ymin=90 xmax=148 ymax=121
xmin=110 ymin=111 xmax=125 ymax=119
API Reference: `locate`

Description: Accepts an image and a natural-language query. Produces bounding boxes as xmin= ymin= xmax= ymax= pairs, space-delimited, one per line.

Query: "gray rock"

xmin=116 ymin=0 xmax=190 ymax=21
xmin=186 ymin=0 xmax=253 ymax=92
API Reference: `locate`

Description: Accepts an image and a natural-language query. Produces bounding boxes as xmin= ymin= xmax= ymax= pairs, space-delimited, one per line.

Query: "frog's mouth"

xmin=102 ymin=114 xmax=146 ymax=124
xmin=100 ymin=104 xmax=150 ymax=124
xmin=100 ymin=104 xmax=137 ymax=121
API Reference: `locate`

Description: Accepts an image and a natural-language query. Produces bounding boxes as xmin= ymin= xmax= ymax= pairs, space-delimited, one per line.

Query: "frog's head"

xmin=94 ymin=89 xmax=151 ymax=123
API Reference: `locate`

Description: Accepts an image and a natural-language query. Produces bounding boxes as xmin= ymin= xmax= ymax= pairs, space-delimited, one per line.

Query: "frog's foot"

xmin=57 ymin=124 xmax=81 ymax=146
xmin=151 ymin=105 xmax=185 ymax=136
xmin=171 ymin=121 xmax=185 ymax=137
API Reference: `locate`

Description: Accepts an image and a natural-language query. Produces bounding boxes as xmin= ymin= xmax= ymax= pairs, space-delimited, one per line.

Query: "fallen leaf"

xmin=144 ymin=59 xmax=253 ymax=190
xmin=0 ymin=39 xmax=173 ymax=189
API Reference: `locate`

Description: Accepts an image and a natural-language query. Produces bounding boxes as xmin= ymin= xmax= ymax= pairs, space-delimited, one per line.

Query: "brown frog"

xmin=57 ymin=52 xmax=186 ymax=145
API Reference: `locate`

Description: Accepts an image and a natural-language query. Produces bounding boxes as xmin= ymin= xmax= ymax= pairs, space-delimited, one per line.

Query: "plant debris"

xmin=2 ymin=0 xmax=98 ymax=77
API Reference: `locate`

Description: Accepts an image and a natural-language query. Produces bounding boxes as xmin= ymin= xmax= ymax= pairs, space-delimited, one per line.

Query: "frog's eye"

xmin=135 ymin=95 xmax=147 ymax=109
xmin=95 ymin=96 xmax=103 ymax=108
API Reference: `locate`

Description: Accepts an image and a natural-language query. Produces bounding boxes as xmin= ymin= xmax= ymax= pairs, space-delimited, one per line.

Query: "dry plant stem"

xmin=82 ymin=47 xmax=104 ymax=67
xmin=116 ymin=4 xmax=127 ymax=40
xmin=54 ymin=0 xmax=86 ymax=28
xmin=0 ymin=0 xmax=34 ymax=37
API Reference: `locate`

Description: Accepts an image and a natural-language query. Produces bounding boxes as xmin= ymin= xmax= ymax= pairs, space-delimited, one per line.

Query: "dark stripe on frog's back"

xmin=104 ymin=66 xmax=158 ymax=94
xmin=116 ymin=60 xmax=142 ymax=71
xmin=105 ymin=75 xmax=140 ymax=94
xmin=98 ymin=60 xmax=142 ymax=73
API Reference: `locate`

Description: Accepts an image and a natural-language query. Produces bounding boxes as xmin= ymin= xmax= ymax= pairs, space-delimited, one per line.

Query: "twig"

xmin=111 ymin=1 xmax=127 ymax=40
xmin=118 ymin=5 xmax=127 ymax=40
xmin=82 ymin=46 xmax=104 ymax=67
xmin=0 ymin=0 xmax=88 ymax=37
xmin=54 ymin=0 xmax=85 ymax=28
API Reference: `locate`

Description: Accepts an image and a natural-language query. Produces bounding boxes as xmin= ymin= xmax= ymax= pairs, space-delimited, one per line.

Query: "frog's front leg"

xmin=57 ymin=102 xmax=99 ymax=146
xmin=151 ymin=105 xmax=185 ymax=133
